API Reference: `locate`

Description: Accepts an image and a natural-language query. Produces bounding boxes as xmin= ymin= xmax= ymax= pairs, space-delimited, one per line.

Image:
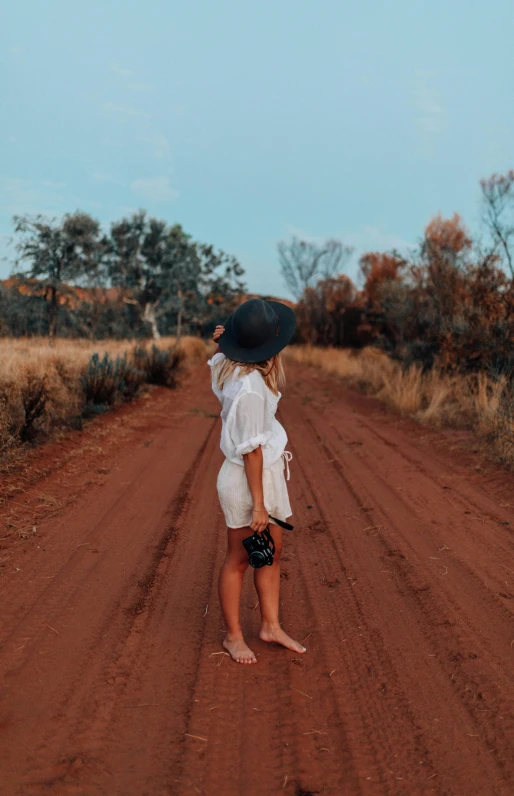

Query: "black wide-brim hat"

xmin=219 ymin=298 xmax=296 ymax=363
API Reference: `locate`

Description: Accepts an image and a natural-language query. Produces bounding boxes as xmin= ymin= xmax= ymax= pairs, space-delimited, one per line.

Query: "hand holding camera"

xmin=242 ymin=515 xmax=294 ymax=569
xmin=250 ymin=506 xmax=268 ymax=533
xmin=242 ymin=528 xmax=276 ymax=569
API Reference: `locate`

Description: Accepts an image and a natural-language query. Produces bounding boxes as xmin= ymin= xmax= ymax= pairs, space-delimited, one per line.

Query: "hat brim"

xmin=218 ymin=300 xmax=296 ymax=363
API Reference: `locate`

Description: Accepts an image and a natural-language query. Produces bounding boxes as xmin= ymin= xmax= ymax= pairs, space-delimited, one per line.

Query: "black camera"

xmin=241 ymin=516 xmax=294 ymax=569
xmin=242 ymin=528 xmax=276 ymax=568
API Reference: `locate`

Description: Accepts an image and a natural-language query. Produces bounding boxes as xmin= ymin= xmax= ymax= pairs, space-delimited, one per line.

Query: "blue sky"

xmin=2 ymin=0 xmax=513 ymax=298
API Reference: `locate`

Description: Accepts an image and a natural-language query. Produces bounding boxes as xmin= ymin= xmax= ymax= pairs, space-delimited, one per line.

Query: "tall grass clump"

xmin=133 ymin=345 xmax=184 ymax=387
xmin=81 ymin=353 xmax=146 ymax=416
xmin=286 ymin=345 xmax=514 ymax=469
xmin=0 ymin=336 xmax=210 ymax=456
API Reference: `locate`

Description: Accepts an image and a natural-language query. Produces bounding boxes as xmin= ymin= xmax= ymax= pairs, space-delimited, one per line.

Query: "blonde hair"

xmin=214 ymin=353 xmax=285 ymax=395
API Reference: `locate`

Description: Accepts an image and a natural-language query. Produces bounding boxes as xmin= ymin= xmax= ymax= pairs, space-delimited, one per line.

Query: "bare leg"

xmin=218 ymin=526 xmax=257 ymax=664
xmin=254 ymin=524 xmax=306 ymax=654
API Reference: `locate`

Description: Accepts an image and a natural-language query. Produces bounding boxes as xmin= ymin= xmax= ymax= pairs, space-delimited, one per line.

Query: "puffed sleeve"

xmin=207 ymin=352 xmax=225 ymax=369
xmin=231 ymin=390 xmax=271 ymax=458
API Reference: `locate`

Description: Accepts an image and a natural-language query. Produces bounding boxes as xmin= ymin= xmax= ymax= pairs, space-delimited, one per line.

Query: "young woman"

xmin=208 ymin=297 xmax=307 ymax=664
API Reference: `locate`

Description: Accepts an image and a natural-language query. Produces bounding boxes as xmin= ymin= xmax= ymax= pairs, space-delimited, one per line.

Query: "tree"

xmin=480 ymin=170 xmax=514 ymax=278
xmin=420 ymin=212 xmax=472 ymax=327
xmin=296 ymin=274 xmax=359 ymax=346
xmin=180 ymin=242 xmax=244 ymax=339
xmin=277 ymin=236 xmax=353 ymax=299
xmin=12 ymin=212 xmax=104 ymax=338
xmin=108 ymin=212 xmax=245 ymax=339
xmin=359 ymin=252 xmax=407 ymax=305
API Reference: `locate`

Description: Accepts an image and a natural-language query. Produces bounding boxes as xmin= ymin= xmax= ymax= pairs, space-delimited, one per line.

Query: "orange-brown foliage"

xmin=2 ymin=278 xmax=121 ymax=308
xmin=295 ymin=210 xmax=514 ymax=375
xmin=424 ymin=212 xmax=472 ymax=257
xmin=359 ymin=252 xmax=405 ymax=303
xmin=296 ymin=274 xmax=365 ymax=347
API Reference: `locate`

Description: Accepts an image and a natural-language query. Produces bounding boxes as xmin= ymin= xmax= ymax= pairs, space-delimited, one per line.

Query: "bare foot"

xmin=259 ymin=624 xmax=307 ymax=653
xmin=223 ymin=636 xmax=257 ymax=664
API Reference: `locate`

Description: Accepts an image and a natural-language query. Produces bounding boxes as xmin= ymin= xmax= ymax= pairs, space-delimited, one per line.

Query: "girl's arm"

xmin=232 ymin=390 xmax=269 ymax=533
xmin=243 ymin=447 xmax=268 ymax=532
xmin=212 ymin=325 xmax=225 ymax=354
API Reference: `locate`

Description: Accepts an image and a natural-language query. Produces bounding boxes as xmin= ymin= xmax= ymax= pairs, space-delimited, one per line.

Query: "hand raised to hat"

xmin=212 ymin=325 xmax=225 ymax=342
xmin=214 ymin=298 xmax=295 ymax=363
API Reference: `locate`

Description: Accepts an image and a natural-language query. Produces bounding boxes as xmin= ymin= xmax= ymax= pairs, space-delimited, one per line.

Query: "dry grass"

xmin=0 ymin=336 xmax=211 ymax=457
xmin=285 ymin=345 xmax=514 ymax=468
xmin=0 ymin=335 xmax=208 ymax=373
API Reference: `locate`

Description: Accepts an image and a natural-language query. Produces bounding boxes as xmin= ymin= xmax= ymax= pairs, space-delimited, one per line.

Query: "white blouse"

xmin=207 ymin=352 xmax=288 ymax=469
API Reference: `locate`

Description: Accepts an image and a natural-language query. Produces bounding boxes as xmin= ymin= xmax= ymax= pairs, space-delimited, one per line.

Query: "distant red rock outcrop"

xmin=1 ymin=278 xmax=121 ymax=307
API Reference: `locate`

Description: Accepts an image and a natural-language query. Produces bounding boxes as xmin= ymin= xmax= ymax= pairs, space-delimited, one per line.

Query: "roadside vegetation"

xmin=2 ymin=168 xmax=514 ymax=468
xmin=285 ymin=345 xmax=514 ymax=467
xmin=279 ymin=169 xmax=514 ymax=467
xmin=0 ymin=336 xmax=209 ymax=457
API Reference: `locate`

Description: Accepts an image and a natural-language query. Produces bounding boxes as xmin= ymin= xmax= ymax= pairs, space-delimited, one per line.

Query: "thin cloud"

xmin=0 ymin=178 xmax=65 ymax=215
xmin=283 ymin=224 xmax=325 ymax=244
xmin=110 ymin=61 xmax=133 ymax=78
xmin=0 ymin=177 xmax=72 ymax=218
xmin=414 ymin=90 xmax=445 ymax=135
xmin=42 ymin=180 xmax=67 ymax=189
xmin=109 ymin=61 xmax=153 ymax=93
xmin=284 ymin=223 xmax=412 ymax=254
xmin=103 ymin=101 xmax=150 ymax=119
xmin=113 ymin=205 xmax=140 ymax=218
xmin=131 ymin=177 xmax=178 ymax=202
xmin=142 ymin=133 xmax=171 ymax=160
xmin=412 ymin=71 xmax=446 ymax=153
xmin=346 ymin=225 xmax=414 ymax=255
xmin=92 ymin=172 xmax=121 ymax=184
xmin=128 ymin=80 xmax=155 ymax=94
xmin=0 ymin=178 xmax=104 ymax=223
xmin=9 ymin=46 xmax=25 ymax=63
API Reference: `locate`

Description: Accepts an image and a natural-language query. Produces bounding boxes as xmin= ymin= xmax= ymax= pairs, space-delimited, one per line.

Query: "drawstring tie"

xmin=282 ymin=450 xmax=293 ymax=481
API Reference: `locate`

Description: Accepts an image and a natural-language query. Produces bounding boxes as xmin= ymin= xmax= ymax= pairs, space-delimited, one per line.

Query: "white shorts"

xmin=217 ymin=453 xmax=292 ymax=529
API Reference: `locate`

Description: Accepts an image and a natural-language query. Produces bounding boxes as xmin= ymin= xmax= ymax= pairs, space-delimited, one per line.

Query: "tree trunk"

xmin=143 ymin=302 xmax=161 ymax=340
xmin=48 ymin=285 xmax=58 ymax=341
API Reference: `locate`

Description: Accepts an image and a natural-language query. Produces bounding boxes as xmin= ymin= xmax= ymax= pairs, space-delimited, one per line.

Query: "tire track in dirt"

xmin=306 ymin=387 xmax=514 ymax=674
xmin=54 ymin=418 xmax=223 ymax=796
xmin=283 ymin=367 xmax=514 ymax=794
xmin=284 ymin=431 xmax=439 ymax=794
xmin=172 ymin=490 xmax=360 ymax=796
xmin=1 ymin=362 xmax=514 ymax=795
xmin=334 ymin=410 xmax=514 ymax=598
xmin=295 ymin=415 xmax=512 ymax=791
xmin=0 ymin=370 xmax=220 ymax=794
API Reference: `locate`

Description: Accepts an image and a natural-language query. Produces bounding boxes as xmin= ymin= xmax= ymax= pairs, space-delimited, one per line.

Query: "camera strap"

xmin=262 ymin=528 xmax=275 ymax=555
xmin=268 ymin=515 xmax=294 ymax=532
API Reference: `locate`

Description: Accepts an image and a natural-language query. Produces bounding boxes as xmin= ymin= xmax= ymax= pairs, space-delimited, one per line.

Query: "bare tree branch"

xmin=480 ymin=170 xmax=514 ymax=278
xmin=277 ymin=236 xmax=353 ymax=299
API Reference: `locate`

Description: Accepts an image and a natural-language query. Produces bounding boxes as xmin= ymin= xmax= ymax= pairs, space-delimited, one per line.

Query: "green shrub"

xmin=81 ymin=352 xmax=146 ymax=415
xmin=0 ymin=338 xmax=203 ymax=460
xmin=133 ymin=344 xmax=184 ymax=387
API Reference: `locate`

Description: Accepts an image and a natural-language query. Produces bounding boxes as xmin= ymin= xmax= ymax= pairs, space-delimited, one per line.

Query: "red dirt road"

xmin=1 ymin=363 xmax=513 ymax=796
